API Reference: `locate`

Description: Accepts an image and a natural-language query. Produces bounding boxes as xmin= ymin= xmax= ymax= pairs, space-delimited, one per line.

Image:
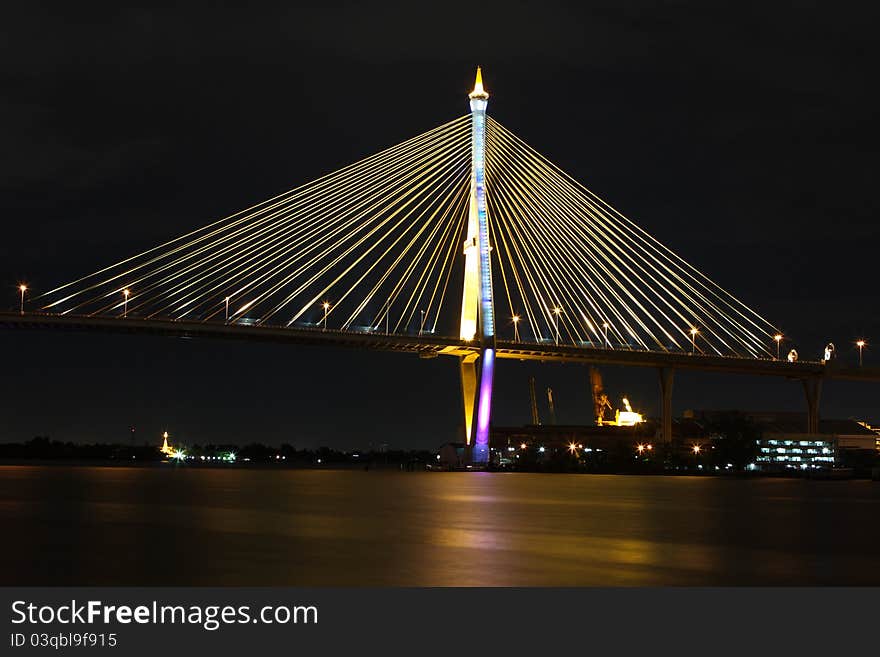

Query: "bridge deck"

xmin=2 ymin=312 xmax=878 ymax=382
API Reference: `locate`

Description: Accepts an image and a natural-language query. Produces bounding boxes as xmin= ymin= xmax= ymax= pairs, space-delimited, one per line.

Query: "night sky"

xmin=2 ymin=2 xmax=878 ymax=449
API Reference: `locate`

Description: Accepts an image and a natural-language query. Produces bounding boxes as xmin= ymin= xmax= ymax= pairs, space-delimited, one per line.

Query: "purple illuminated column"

xmin=473 ymin=348 xmax=494 ymax=463
xmin=468 ymin=68 xmax=495 ymax=464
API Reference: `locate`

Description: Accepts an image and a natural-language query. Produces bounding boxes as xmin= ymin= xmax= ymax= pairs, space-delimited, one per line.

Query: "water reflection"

xmin=1 ymin=466 xmax=879 ymax=585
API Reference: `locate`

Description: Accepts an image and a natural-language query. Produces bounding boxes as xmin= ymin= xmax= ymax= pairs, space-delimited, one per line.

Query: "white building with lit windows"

xmin=750 ymin=414 xmax=877 ymax=471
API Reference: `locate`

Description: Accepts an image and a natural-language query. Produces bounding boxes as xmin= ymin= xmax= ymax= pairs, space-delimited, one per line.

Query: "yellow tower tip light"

xmin=469 ymin=66 xmax=489 ymax=100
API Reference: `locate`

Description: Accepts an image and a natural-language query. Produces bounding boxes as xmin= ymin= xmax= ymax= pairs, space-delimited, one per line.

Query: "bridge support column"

xmin=658 ymin=367 xmax=675 ymax=443
xmin=803 ymin=377 xmax=822 ymax=434
xmin=460 ymin=349 xmax=493 ymax=464
xmin=460 ymin=353 xmax=478 ymax=449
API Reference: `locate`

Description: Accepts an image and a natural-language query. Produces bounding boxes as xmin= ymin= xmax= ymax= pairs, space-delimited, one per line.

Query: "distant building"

xmin=855 ymin=421 xmax=880 ymax=449
xmin=483 ymin=412 xmax=877 ymax=471
xmin=438 ymin=442 xmax=468 ymax=469
xmin=491 ymin=419 xmax=707 ymax=455
xmin=488 ymin=422 xmax=687 ymax=467
xmin=755 ymin=436 xmax=836 ymax=469
xmin=696 ymin=411 xmax=877 ymax=471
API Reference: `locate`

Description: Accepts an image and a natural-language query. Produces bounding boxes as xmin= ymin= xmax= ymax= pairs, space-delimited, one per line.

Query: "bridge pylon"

xmin=459 ymin=67 xmax=495 ymax=464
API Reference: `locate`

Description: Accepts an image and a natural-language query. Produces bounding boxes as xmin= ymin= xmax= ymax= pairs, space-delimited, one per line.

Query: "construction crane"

xmin=589 ymin=366 xmax=613 ymax=425
xmin=589 ymin=366 xmax=644 ymax=427
xmin=528 ymin=376 xmax=541 ymax=425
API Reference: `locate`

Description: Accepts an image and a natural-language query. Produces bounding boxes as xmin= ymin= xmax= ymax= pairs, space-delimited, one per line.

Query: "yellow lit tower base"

xmin=459 ymin=67 xmax=495 ymax=465
xmin=160 ymin=431 xmax=175 ymax=457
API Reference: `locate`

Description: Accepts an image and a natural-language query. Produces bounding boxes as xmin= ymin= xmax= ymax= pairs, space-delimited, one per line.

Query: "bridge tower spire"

xmin=459 ymin=66 xmax=495 ymax=464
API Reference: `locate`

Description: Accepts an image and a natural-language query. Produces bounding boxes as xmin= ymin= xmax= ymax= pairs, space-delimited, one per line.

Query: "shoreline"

xmin=0 ymin=458 xmax=874 ymax=480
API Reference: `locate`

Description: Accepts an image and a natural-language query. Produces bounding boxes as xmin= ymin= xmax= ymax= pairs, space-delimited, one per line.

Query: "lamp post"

xmin=18 ymin=284 xmax=26 ymax=315
xmin=322 ymin=301 xmax=330 ymax=331
xmin=123 ymin=289 xmax=130 ymax=318
xmin=553 ymin=306 xmax=562 ymax=345
xmin=774 ymin=334 xmax=783 ymax=359
xmin=603 ymin=322 xmax=609 ymax=348
xmin=857 ymin=339 xmax=866 ymax=366
xmin=419 ymin=309 xmax=425 ymax=336
xmin=225 ymin=296 xmax=230 ymax=323
xmin=690 ymin=327 xmax=698 ymax=355
xmin=385 ymin=298 xmax=390 ymax=336
xmin=512 ymin=314 xmax=520 ymax=342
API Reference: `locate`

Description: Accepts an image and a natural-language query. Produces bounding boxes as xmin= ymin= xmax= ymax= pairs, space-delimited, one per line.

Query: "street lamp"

xmin=856 ymin=339 xmax=866 ymax=366
xmin=603 ymin=322 xmax=610 ymax=347
xmin=689 ymin=327 xmax=698 ymax=354
xmin=512 ymin=314 xmax=521 ymax=342
xmin=18 ymin=284 xmax=26 ymax=315
xmin=123 ymin=289 xmax=130 ymax=318
xmin=321 ymin=301 xmax=330 ymax=331
xmin=692 ymin=444 xmax=702 ymax=455
xmin=419 ymin=309 xmax=426 ymax=336
xmin=774 ymin=334 xmax=783 ymax=360
xmin=553 ymin=306 xmax=562 ymax=345
xmin=225 ymin=296 xmax=230 ymax=323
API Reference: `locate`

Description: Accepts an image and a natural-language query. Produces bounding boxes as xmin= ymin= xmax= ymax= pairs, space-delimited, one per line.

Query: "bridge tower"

xmin=459 ymin=67 xmax=495 ymax=464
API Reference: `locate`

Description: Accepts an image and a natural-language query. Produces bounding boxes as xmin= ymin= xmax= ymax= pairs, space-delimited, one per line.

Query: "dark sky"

xmin=2 ymin=2 xmax=878 ymax=449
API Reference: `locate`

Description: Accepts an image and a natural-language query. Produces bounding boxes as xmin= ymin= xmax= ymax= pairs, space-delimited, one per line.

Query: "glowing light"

xmin=568 ymin=442 xmax=578 ymax=454
xmin=19 ymin=284 xmax=27 ymax=293
xmin=160 ymin=431 xmax=175 ymax=457
xmin=636 ymin=444 xmax=645 ymax=454
xmin=520 ymin=443 xmax=527 ymax=450
xmin=774 ymin=334 xmax=783 ymax=342
xmin=474 ymin=348 xmax=494 ymax=463
xmin=692 ymin=444 xmax=702 ymax=454
xmin=468 ymin=66 xmax=489 ymax=100
xmin=857 ymin=340 xmax=866 ymax=347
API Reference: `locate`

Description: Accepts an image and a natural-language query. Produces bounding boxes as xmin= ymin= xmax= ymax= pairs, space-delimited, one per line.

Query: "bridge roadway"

xmin=3 ymin=311 xmax=878 ymax=438
xmin=3 ymin=311 xmax=877 ymax=380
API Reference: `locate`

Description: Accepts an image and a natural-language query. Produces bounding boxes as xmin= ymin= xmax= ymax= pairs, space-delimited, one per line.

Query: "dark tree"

xmin=704 ymin=412 xmax=761 ymax=469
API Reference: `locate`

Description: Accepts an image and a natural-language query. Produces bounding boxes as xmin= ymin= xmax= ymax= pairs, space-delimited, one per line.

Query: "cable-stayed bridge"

xmin=5 ymin=68 xmax=878 ymax=462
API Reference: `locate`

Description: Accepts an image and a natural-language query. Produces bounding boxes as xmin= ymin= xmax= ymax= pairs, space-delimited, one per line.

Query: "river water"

xmin=2 ymin=465 xmax=879 ymax=585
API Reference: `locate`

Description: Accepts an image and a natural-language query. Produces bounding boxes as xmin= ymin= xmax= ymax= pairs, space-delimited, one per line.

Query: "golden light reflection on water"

xmin=2 ymin=467 xmax=880 ymax=585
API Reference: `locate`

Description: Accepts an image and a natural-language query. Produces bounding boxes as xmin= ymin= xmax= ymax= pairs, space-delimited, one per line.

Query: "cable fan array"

xmin=485 ymin=117 xmax=777 ymax=357
xmin=40 ymin=116 xmax=473 ymax=336
xmin=37 ymin=113 xmax=778 ymax=357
